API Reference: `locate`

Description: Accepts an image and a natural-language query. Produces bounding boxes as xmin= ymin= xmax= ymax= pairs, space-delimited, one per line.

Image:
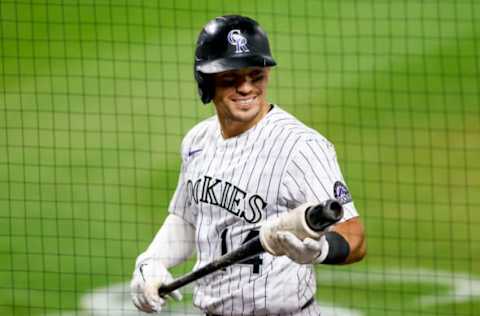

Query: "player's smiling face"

xmin=212 ymin=67 xmax=271 ymax=138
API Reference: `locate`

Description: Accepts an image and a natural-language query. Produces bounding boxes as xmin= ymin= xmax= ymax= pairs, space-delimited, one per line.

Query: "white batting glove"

xmin=275 ymin=231 xmax=329 ymax=264
xmin=130 ymin=259 xmax=182 ymax=313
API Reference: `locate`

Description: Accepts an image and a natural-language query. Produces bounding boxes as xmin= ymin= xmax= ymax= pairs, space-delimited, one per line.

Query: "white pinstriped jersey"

xmin=169 ymin=105 xmax=358 ymax=315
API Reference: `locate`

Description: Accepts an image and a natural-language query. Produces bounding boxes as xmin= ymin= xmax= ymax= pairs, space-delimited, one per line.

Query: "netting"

xmin=1 ymin=1 xmax=479 ymax=315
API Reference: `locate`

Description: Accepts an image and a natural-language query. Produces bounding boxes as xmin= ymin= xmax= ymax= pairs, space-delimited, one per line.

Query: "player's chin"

xmin=230 ymin=97 xmax=260 ymax=114
xmin=230 ymin=106 xmax=260 ymax=122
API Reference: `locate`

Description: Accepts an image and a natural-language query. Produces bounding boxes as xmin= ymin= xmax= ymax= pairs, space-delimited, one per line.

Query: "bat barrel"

xmin=304 ymin=199 xmax=343 ymax=232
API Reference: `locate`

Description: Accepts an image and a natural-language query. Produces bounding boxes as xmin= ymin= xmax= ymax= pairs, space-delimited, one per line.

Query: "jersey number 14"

xmin=221 ymin=229 xmax=263 ymax=274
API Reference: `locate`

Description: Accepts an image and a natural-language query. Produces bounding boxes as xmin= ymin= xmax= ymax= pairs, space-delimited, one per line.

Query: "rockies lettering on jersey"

xmin=169 ymin=105 xmax=359 ymax=315
xmin=186 ymin=176 xmax=266 ymax=223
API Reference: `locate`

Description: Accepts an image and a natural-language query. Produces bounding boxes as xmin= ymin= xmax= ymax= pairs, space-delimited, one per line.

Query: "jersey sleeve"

xmin=168 ymin=137 xmax=198 ymax=227
xmin=280 ymin=137 xmax=358 ymax=221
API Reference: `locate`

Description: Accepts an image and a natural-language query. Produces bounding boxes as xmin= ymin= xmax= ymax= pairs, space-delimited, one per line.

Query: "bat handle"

xmin=158 ymin=281 xmax=183 ymax=297
xmin=158 ymin=236 xmax=265 ymax=297
xmin=305 ymin=199 xmax=343 ymax=232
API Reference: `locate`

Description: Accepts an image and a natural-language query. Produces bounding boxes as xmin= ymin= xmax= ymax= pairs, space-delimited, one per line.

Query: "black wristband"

xmin=322 ymin=231 xmax=350 ymax=264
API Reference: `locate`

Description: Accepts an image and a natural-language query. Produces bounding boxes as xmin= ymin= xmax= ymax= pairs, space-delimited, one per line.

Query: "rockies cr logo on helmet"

xmin=227 ymin=29 xmax=250 ymax=54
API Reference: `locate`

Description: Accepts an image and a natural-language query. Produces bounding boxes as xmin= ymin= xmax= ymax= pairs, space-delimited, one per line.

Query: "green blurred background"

xmin=1 ymin=0 xmax=479 ymax=315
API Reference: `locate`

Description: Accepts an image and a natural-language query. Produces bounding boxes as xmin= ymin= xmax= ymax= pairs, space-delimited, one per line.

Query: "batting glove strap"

xmin=317 ymin=231 xmax=350 ymax=264
xmin=314 ymin=235 xmax=329 ymax=263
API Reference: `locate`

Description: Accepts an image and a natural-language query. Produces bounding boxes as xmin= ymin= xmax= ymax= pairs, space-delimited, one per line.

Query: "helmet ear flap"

xmin=195 ymin=71 xmax=214 ymax=104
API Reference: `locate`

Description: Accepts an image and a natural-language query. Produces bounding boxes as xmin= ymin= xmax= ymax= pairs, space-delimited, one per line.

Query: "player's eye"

xmin=217 ymin=77 xmax=236 ymax=86
xmin=248 ymin=70 xmax=265 ymax=82
xmin=252 ymin=75 xmax=264 ymax=82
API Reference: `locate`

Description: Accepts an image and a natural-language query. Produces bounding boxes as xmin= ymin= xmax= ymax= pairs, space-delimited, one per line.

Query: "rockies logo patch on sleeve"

xmin=333 ymin=181 xmax=353 ymax=205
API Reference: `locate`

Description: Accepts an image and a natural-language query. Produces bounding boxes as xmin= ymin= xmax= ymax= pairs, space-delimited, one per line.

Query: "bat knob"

xmin=304 ymin=199 xmax=343 ymax=232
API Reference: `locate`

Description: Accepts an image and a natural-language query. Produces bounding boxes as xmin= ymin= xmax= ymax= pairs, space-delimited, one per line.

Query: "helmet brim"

xmin=196 ymin=55 xmax=277 ymax=74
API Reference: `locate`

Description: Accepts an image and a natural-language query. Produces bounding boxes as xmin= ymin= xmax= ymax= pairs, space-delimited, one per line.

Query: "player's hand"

xmin=275 ymin=231 xmax=327 ymax=264
xmin=130 ymin=259 xmax=182 ymax=313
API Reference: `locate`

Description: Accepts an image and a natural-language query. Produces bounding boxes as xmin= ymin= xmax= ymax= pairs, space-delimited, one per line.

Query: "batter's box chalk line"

xmin=47 ymin=268 xmax=480 ymax=316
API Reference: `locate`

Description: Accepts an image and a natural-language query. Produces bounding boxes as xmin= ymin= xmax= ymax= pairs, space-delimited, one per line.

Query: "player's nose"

xmin=236 ymin=77 xmax=254 ymax=95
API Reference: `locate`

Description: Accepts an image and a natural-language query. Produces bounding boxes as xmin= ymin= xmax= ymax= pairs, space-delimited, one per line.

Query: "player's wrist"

xmin=135 ymin=253 xmax=154 ymax=268
xmin=134 ymin=255 xmax=169 ymax=280
xmin=316 ymin=231 xmax=350 ymax=264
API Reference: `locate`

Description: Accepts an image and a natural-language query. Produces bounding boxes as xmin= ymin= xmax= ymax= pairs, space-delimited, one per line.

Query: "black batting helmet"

xmin=194 ymin=15 xmax=277 ymax=104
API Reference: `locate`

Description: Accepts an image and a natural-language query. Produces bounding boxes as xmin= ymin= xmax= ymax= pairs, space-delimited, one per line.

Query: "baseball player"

xmin=130 ymin=15 xmax=366 ymax=315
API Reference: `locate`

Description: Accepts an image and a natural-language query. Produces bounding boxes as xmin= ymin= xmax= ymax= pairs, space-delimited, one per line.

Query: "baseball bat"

xmin=158 ymin=199 xmax=343 ymax=297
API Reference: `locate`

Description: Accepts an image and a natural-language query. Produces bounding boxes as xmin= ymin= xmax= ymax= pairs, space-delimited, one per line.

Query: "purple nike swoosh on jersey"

xmin=188 ymin=148 xmax=203 ymax=157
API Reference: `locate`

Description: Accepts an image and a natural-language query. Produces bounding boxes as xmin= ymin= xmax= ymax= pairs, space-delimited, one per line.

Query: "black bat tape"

xmin=158 ymin=199 xmax=342 ymax=296
xmin=158 ymin=237 xmax=264 ymax=297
